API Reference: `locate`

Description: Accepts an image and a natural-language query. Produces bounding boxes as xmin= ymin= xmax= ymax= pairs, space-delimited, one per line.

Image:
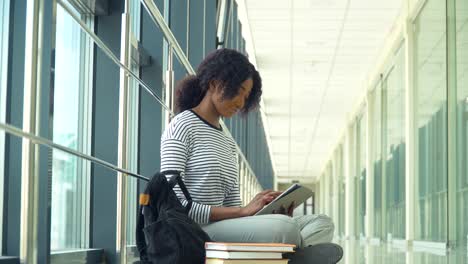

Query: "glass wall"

xmin=414 ymin=0 xmax=447 ymax=242
xmin=50 ymin=5 xmax=93 ymax=250
xmin=355 ymin=112 xmax=367 ymax=238
xmin=319 ymin=173 xmax=325 ymax=213
xmin=456 ymin=0 xmax=468 ymax=247
xmin=316 ymin=0 xmax=467 ymax=249
xmin=384 ymin=44 xmax=406 ymax=240
xmin=327 ymin=163 xmax=333 ymax=219
xmin=336 ymin=145 xmax=345 ymax=237
xmin=126 ymin=0 xmax=141 ymax=246
xmin=0 ymin=0 xmax=10 ymax=252
xmin=371 ymin=83 xmax=383 ymax=239
xmin=0 ymin=0 xmax=273 ymax=260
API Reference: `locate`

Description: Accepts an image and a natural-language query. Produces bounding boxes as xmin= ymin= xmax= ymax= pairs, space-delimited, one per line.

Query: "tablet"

xmin=255 ymin=184 xmax=313 ymax=215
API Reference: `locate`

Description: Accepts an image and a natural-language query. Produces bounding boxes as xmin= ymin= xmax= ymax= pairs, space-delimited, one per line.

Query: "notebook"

xmin=205 ymin=250 xmax=283 ymax=259
xmin=205 ymin=242 xmax=295 ymax=253
xmin=255 ymin=183 xmax=313 ymax=215
xmin=205 ymin=259 xmax=289 ymax=264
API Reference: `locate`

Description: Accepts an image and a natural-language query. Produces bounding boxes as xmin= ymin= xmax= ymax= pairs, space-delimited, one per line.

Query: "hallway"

xmin=339 ymin=240 xmax=468 ymax=264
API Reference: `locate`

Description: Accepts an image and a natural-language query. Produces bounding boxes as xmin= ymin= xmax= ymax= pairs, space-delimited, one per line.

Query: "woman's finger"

xmin=258 ymin=189 xmax=273 ymax=195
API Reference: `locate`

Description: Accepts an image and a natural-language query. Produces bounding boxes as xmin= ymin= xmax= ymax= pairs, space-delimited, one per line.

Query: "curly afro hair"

xmin=175 ymin=48 xmax=262 ymax=114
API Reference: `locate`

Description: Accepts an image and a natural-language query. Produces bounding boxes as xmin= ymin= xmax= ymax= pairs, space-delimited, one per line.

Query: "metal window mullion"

xmin=216 ymin=0 xmax=228 ymax=49
xmin=332 ymin=150 xmax=339 ymax=234
xmin=73 ymin=12 xmax=94 ymax=249
xmin=365 ymin=91 xmax=374 ymax=239
xmin=446 ymin=0 xmax=457 ymax=248
xmin=116 ymin=1 xmax=132 ymax=262
xmin=381 ymin=76 xmax=388 ymax=241
xmin=248 ymin=173 xmax=252 ymax=202
xmin=344 ymin=123 xmax=354 ymax=238
xmin=20 ymin=0 xmax=46 ymax=262
xmin=404 ymin=18 xmax=417 ymax=244
xmin=164 ymin=45 xmax=174 ymax=124
xmin=80 ymin=14 xmax=94 ymax=249
xmin=245 ymin=171 xmax=249 ymax=202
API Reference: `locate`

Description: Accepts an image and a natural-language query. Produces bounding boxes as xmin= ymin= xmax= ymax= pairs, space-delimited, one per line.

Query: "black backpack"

xmin=135 ymin=171 xmax=212 ymax=264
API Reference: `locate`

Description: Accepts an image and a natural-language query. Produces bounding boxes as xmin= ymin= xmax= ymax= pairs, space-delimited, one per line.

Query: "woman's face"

xmin=212 ymin=78 xmax=253 ymax=118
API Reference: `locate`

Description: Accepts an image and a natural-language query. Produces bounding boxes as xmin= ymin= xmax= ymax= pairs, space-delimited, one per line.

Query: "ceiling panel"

xmin=246 ymin=0 xmax=403 ymax=182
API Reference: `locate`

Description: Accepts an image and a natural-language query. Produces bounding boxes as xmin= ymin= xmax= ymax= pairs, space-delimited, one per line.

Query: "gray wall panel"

xmin=188 ymin=1 xmax=203 ymax=68
xmin=37 ymin=0 xmax=54 ymax=262
xmin=4 ymin=0 xmax=26 ymax=257
xmin=139 ymin=6 xmax=165 ymax=188
xmin=170 ymin=0 xmax=189 ymax=82
xmin=204 ymin=0 xmax=216 ymax=54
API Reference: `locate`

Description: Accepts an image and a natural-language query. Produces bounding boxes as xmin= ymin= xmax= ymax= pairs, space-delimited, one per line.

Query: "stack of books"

xmin=205 ymin=242 xmax=296 ymax=264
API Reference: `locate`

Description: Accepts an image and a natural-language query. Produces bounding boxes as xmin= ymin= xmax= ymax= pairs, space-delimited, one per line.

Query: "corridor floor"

xmin=337 ymin=240 xmax=467 ymax=264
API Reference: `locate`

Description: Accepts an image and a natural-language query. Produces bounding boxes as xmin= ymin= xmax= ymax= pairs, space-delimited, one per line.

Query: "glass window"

xmin=327 ymin=163 xmax=333 ymax=220
xmin=414 ymin=0 xmax=447 ymax=242
xmin=455 ymin=0 xmax=468 ymax=247
xmin=384 ymin=44 xmax=406 ymax=240
xmin=371 ymin=83 xmax=383 ymax=239
xmin=355 ymin=112 xmax=367 ymax=238
xmin=337 ymin=145 xmax=345 ymax=238
xmin=320 ymin=173 xmax=325 ymax=213
xmin=126 ymin=0 xmax=141 ymax=246
xmin=0 ymin=0 xmax=10 ymax=253
xmin=51 ymin=5 xmax=93 ymax=250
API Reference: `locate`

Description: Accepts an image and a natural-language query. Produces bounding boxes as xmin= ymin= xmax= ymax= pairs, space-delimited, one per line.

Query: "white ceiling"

xmin=245 ymin=0 xmax=403 ymax=181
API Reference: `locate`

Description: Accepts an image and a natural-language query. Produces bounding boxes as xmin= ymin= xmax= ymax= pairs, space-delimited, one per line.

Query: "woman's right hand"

xmin=240 ymin=190 xmax=282 ymax=217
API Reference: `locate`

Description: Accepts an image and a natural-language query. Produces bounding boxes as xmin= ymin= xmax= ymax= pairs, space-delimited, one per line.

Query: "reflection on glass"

xmin=384 ymin=44 xmax=406 ymax=240
xmin=456 ymin=0 xmax=468 ymax=247
xmin=51 ymin=6 xmax=91 ymax=250
xmin=414 ymin=0 xmax=447 ymax=242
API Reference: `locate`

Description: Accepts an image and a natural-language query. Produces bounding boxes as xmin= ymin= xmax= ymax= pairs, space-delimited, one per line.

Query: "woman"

xmin=160 ymin=48 xmax=342 ymax=263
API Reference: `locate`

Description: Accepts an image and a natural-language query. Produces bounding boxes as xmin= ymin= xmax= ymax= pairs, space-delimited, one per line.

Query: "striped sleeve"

xmin=160 ymin=138 xmax=212 ymax=224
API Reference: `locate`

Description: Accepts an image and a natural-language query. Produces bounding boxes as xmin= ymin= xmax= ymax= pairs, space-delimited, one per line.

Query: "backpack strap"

xmin=162 ymin=170 xmax=193 ymax=213
xmin=135 ymin=206 xmax=150 ymax=263
xmin=135 ymin=173 xmax=160 ymax=263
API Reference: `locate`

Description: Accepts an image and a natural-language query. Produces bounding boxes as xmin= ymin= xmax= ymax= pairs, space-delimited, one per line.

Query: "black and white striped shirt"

xmin=160 ymin=110 xmax=241 ymax=224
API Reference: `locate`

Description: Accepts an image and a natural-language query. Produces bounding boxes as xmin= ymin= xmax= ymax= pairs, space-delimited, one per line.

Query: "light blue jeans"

xmin=202 ymin=214 xmax=335 ymax=248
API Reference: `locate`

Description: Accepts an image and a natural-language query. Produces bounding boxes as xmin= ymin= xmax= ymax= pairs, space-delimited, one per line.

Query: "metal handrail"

xmin=0 ymin=122 xmax=150 ymax=181
xmin=57 ymin=0 xmax=173 ymax=116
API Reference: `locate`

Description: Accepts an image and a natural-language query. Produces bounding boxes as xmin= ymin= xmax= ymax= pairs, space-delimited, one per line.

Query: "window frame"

xmin=50 ymin=4 xmax=94 ymax=250
xmin=126 ymin=0 xmax=141 ymax=246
